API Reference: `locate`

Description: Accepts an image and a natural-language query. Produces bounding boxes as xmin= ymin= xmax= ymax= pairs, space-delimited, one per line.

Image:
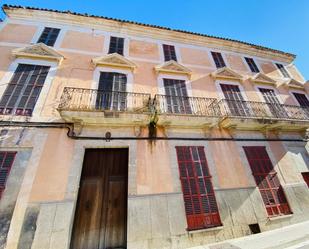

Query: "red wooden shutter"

xmin=0 ymin=151 xmax=17 ymax=199
xmin=243 ymin=146 xmax=292 ymax=216
xmin=176 ymin=146 xmax=221 ymax=230
xmin=302 ymin=172 xmax=309 ymax=188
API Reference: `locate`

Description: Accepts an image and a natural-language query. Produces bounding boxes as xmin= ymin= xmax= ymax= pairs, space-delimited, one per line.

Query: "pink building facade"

xmin=0 ymin=5 xmax=309 ymax=249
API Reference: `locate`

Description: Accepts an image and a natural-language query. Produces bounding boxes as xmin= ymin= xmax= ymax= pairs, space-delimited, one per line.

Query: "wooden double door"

xmin=70 ymin=148 xmax=128 ymax=249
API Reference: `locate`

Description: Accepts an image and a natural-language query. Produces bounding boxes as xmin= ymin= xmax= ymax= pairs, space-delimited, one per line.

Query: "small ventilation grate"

xmin=249 ymin=223 xmax=261 ymax=234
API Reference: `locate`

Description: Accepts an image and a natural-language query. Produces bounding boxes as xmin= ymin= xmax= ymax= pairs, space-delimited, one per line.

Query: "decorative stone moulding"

xmin=283 ymin=78 xmax=305 ymax=90
xmin=12 ymin=43 xmax=64 ymax=63
xmin=154 ymin=60 xmax=192 ymax=78
xmin=210 ymin=67 xmax=243 ymax=82
xmin=92 ymin=53 xmax=137 ymax=71
xmin=250 ymin=73 xmax=277 ymax=86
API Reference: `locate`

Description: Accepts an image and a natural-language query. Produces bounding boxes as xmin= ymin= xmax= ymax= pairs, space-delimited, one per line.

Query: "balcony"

xmin=217 ymin=99 xmax=309 ymax=131
xmin=58 ymin=87 xmax=151 ymax=126
xmin=153 ymin=94 xmax=220 ymax=128
xmin=57 ymin=88 xmax=309 ymax=131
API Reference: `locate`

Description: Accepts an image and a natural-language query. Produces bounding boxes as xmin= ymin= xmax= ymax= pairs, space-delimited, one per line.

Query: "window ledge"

xmin=187 ymin=225 xmax=224 ymax=234
xmin=268 ymin=214 xmax=293 ymax=221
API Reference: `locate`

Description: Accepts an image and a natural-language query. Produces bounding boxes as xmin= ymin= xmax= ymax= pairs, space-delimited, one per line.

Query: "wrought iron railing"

xmin=217 ymin=99 xmax=309 ymax=121
xmin=154 ymin=94 xmax=219 ymax=116
xmin=58 ymin=88 xmax=309 ymax=122
xmin=58 ymin=87 xmax=151 ymax=113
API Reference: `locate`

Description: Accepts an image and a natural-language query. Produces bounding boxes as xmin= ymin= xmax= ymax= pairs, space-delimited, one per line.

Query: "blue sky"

xmin=1 ymin=0 xmax=309 ymax=80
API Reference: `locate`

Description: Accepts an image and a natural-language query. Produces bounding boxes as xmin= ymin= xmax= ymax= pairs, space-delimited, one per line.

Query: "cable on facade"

xmin=0 ymin=121 xmax=306 ymax=142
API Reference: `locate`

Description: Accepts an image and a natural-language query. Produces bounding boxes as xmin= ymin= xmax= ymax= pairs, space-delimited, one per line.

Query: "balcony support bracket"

xmin=72 ymin=119 xmax=84 ymax=135
xmin=134 ymin=125 xmax=142 ymax=137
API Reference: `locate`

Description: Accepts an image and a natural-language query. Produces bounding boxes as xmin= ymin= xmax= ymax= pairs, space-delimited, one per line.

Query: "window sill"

xmin=187 ymin=225 xmax=224 ymax=234
xmin=268 ymin=214 xmax=293 ymax=221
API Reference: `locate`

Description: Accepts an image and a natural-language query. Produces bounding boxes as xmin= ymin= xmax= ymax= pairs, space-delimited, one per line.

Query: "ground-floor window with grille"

xmin=243 ymin=146 xmax=292 ymax=216
xmin=0 ymin=151 xmax=17 ymax=199
xmin=176 ymin=146 xmax=221 ymax=230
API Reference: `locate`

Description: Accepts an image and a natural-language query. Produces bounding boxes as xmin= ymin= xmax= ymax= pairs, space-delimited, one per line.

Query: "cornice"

xmin=3 ymin=7 xmax=295 ymax=64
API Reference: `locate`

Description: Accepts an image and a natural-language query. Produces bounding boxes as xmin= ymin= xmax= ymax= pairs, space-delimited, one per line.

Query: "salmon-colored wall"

xmin=129 ymin=40 xmax=160 ymax=60
xmin=30 ymin=129 xmax=75 ymax=202
xmin=189 ymin=68 xmax=219 ymax=99
xmin=180 ymin=47 xmax=212 ymax=67
xmin=286 ymin=64 xmax=304 ymax=82
xmin=226 ymin=54 xmax=248 ymax=73
xmin=0 ymin=46 xmax=14 ymax=80
xmin=61 ymin=30 xmax=104 ymax=52
xmin=268 ymin=140 xmax=302 ymax=183
xmin=136 ymin=128 xmax=173 ymax=194
xmin=258 ymin=60 xmax=281 ymax=78
xmin=41 ymin=52 xmax=94 ymax=117
xmin=0 ymin=23 xmax=37 ymax=43
xmin=276 ymin=85 xmax=299 ymax=105
xmin=209 ymin=129 xmax=249 ymax=188
xmin=240 ymin=80 xmax=261 ymax=102
xmin=132 ymin=61 xmax=158 ymax=96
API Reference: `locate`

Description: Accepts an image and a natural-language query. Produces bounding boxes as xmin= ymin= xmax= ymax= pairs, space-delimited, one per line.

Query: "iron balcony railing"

xmin=58 ymin=87 xmax=151 ymax=113
xmin=217 ymin=99 xmax=309 ymax=121
xmin=154 ymin=94 xmax=219 ymax=116
xmin=58 ymin=88 xmax=309 ymax=122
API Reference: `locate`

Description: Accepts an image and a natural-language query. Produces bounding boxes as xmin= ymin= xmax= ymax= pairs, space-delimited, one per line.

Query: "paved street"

xmin=189 ymin=221 xmax=309 ymax=249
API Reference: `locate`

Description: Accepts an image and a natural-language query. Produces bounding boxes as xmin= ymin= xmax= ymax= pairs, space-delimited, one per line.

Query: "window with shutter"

xmin=245 ymin=57 xmax=260 ymax=73
xmin=211 ymin=52 xmax=226 ymax=68
xmin=176 ymin=146 xmax=221 ymax=230
xmin=258 ymin=88 xmax=288 ymax=118
xmin=37 ymin=27 xmax=60 ymax=46
xmin=0 ymin=64 xmax=50 ymax=116
xmin=163 ymin=44 xmax=177 ymax=61
xmin=302 ymin=172 xmax=309 ymax=188
xmin=243 ymin=146 xmax=292 ymax=217
xmin=108 ymin=36 xmax=124 ymax=55
xmin=293 ymin=93 xmax=309 ymax=108
xmin=220 ymin=83 xmax=250 ymax=116
xmin=0 ymin=151 xmax=17 ymax=199
xmin=275 ymin=63 xmax=290 ymax=78
xmin=163 ymin=79 xmax=191 ymax=114
xmin=95 ymin=72 xmax=127 ymax=111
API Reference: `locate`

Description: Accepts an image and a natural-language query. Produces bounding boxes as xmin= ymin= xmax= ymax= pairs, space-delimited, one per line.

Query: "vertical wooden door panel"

xmin=104 ymin=179 xmax=126 ymax=248
xmin=70 ymin=148 xmax=128 ymax=249
xmin=70 ymin=179 xmax=103 ymax=249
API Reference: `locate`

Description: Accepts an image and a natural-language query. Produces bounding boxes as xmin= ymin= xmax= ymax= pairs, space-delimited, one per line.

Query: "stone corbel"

xmin=72 ymin=119 xmax=84 ymax=135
